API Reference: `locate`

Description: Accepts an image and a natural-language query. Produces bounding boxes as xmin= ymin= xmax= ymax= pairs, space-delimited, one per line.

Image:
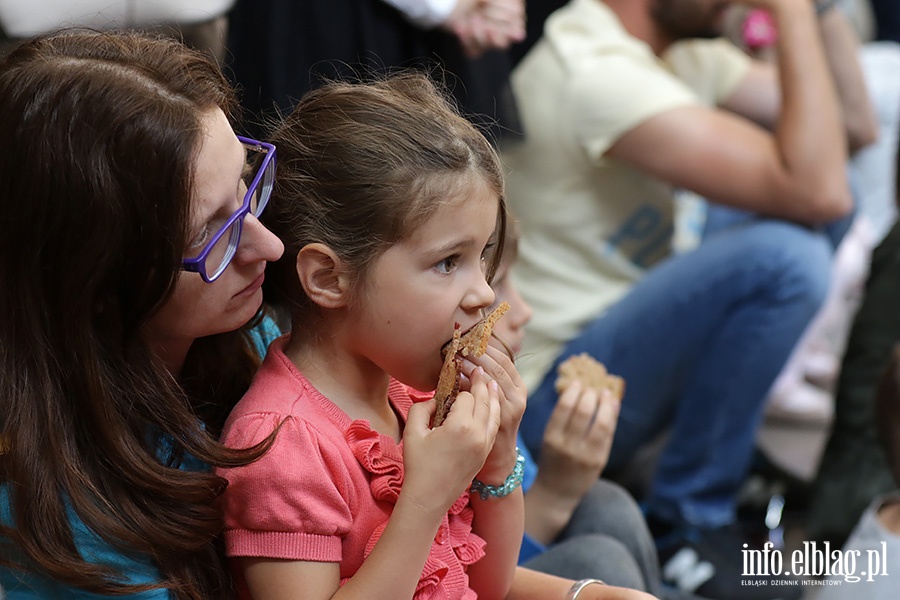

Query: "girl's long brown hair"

xmin=0 ymin=30 xmax=269 ymax=599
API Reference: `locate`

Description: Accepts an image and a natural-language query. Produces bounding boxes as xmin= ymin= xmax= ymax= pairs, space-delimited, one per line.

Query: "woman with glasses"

xmin=0 ymin=29 xmax=283 ymax=599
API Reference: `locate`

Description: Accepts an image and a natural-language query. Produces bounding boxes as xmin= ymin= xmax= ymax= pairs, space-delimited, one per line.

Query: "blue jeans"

xmin=520 ymin=215 xmax=834 ymax=528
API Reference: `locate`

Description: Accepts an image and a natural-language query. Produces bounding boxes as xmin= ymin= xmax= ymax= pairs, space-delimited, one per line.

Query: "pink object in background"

xmin=742 ymin=9 xmax=778 ymax=51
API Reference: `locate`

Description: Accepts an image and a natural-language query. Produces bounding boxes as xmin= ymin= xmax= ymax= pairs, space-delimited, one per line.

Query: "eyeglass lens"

xmin=205 ymin=150 xmax=275 ymax=280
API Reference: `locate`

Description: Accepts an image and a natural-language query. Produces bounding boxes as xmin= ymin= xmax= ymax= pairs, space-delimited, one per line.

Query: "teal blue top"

xmin=0 ymin=492 xmax=171 ymax=599
xmin=0 ymin=318 xmax=282 ymax=598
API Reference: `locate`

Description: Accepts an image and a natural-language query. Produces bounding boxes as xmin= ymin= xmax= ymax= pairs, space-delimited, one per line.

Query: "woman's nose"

xmin=236 ymin=213 xmax=284 ymax=264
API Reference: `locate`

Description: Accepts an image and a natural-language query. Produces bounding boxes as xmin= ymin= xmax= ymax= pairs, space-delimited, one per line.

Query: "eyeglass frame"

xmin=181 ymin=135 xmax=276 ymax=283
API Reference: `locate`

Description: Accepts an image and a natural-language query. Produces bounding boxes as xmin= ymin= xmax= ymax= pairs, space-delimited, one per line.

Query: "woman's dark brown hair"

xmin=0 ymin=30 xmax=267 ymax=599
xmin=263 ymin=72 xmax=508 ymax=335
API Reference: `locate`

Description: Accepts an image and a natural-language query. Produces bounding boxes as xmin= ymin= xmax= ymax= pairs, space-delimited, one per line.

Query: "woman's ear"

xmin=295 ymin=243 xmax=352 ymax=309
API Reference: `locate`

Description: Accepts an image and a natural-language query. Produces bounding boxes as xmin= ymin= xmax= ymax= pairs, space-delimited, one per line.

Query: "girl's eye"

xmin=435 ymin=255 xmax=458 ymax=275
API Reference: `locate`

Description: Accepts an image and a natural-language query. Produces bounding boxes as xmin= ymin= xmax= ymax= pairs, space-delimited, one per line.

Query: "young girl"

xmin=0 ymin=30 xmax=284 ymax=598
xmin=218 ymin=72 xmax=527 ymax=600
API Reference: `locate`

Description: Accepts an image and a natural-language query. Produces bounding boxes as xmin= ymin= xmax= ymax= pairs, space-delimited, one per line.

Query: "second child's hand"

xmin=526 ymin=381 xmax=621 ymax=545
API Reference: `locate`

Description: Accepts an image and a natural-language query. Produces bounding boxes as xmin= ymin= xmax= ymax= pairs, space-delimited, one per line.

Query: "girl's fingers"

xmin=446 ymin=366 xmax=488 ymax=423
xmin=446 ymin=368 xmax=501 ymax=442
xmin=469 ymin=367 xmax=502 ymax=433
xmin=461 ymin=345 xmax=524 ymax=401
xmin=407 ymin=397 xmax=437 ymax=432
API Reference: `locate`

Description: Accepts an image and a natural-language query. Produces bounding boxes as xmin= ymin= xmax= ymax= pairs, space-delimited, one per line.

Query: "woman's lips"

xmin=236 ymin=272 xmax=265 ymax=297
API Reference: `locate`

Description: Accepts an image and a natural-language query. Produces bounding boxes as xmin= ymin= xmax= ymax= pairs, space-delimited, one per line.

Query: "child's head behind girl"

xmin=489 ymin=219 xmax=534 ymax=358
xmin=264 ymin=72 xmax=508 ymax=392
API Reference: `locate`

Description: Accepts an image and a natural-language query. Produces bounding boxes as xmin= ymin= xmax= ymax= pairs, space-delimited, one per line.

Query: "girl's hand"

xmin=460 ymin=343 xmax=526 ymax=483
xmin=538 ymin=381 xmax=621 ymax=501
xmin=402 ymin=367 xmax=501 ymax=514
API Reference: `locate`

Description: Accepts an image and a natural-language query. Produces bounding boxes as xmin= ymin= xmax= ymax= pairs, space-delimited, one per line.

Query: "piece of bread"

xmin=432 ymin=302 xmax=511 ymax=427
xmin=555 ymin=353 xmax=625 ymax=401
xmin=433 ymin=324 xmax=462 ymax=427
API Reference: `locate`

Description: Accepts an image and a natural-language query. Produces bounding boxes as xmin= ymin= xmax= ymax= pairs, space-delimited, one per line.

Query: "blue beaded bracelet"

xmin=469 ymin=447 xmax=526 ymax=500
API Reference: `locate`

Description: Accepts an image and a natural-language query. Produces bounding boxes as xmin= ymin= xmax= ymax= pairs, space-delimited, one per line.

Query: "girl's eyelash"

xmin=436 ymin=255 xmax=459 ymax=274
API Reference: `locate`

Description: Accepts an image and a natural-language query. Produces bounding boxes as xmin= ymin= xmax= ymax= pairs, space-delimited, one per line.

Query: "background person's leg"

xmin=522 ymin=533 xmax=646 ymax=591
xmin=557 ymin=480 xmax=663 ymax=597
xmin=523 ymin=219 xmax=832 ymax=528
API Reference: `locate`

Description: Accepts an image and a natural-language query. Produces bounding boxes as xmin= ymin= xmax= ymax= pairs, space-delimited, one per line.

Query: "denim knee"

xmin=737 ymin=221 xmax=832 ymax=314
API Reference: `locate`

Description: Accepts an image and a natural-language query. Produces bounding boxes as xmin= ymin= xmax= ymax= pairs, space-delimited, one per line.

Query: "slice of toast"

xmin=458 ymin=302 xmax=510 ymax=357
xmin=555 ymin=353 xmax=625 ymax=401
xmin=432 ymin=302 xmax=511 ymax=427
xmin=433 ymin=325 xmax=462 ymax=428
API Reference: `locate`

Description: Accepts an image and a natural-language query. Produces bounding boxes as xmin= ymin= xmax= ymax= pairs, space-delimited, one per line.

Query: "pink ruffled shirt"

xmin=218 ymin=337 xmax=485 ymax=600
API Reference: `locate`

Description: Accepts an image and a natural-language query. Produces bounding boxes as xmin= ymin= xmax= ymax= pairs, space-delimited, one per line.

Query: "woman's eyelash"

xmin=189 ymin=226 xmax=211 ymax=250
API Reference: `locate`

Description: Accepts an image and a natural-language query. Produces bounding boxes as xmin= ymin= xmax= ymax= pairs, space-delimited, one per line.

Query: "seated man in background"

xmin=502 ymin=0 xmax=876 ymax=598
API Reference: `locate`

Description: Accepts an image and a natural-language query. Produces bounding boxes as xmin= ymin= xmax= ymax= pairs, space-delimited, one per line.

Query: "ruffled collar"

xmin=344 ymin=414 xmax=486 ymax=599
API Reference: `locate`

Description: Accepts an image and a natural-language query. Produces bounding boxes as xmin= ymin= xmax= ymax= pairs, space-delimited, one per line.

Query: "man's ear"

xmin=295 ymin=243 xmax=352 ymax=309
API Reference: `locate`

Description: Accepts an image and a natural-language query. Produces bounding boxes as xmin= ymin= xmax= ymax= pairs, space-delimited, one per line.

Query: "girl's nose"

xmin=465 ymin=272 xmax=496 ymax=312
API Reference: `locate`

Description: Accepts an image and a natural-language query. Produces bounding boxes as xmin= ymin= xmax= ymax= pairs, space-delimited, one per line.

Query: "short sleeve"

xmin=664 ymin=39 xmax=752 ymax=105
xmin=568 ymin=54 xmax=698 ymax=161
xmin=219 ymin=413 xmax=353 ymax=562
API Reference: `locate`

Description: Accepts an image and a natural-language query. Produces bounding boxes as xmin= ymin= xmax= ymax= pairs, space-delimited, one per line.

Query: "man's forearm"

xmin=770 ymin=0 xmax=849 ymax=201
xmin=817 ymin=2 xmax=879 ymax=152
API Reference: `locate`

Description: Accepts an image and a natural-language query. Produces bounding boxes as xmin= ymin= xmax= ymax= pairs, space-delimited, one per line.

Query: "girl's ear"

xmin=295 ymin=243 xmax=352 ymax=309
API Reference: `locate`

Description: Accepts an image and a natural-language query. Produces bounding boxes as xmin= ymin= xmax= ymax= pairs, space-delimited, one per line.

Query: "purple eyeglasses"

xmin=182 ymin=136 xmax=276 ymax=283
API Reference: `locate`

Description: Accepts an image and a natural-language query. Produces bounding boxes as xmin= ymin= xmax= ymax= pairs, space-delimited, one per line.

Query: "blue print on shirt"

xmin=604 ymin=205 xmax=673 ymax=269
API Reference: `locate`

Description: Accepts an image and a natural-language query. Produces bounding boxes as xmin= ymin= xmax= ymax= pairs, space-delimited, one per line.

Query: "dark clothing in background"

xmin=807 ymin=220 xmax=900 ymax=547
xmin=226 ymin=0 xmax=520 ymax=144
xmin=871 ymin=0 xmax=900 ymax=44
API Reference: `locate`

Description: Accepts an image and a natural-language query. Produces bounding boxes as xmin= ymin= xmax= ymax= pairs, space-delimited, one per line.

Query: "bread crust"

xmin=432 ymin=302 xmax=510 ymax=427
xmin=555 ymin=353 xmax=625 ymax=401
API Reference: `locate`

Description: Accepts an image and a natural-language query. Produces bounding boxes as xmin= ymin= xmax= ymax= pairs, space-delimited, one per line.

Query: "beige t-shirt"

xmin=503 ymin=0 xmax=751 ymax=391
